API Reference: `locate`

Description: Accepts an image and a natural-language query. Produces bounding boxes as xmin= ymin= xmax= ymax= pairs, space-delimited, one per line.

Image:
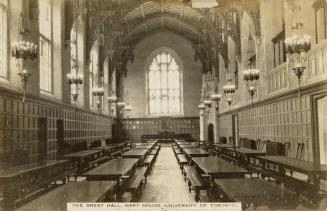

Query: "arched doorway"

xmin=208 ymin=123 xmax=214 ymax=143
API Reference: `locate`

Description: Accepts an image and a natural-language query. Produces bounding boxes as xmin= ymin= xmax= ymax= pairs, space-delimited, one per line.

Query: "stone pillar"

xmin=199 ymin=109 xmax=204 ymax=141
xmin=214 ymin=108 xmax=219 ymax=143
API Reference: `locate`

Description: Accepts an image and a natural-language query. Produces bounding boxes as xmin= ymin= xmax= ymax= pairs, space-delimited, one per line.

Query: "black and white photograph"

xmin=0 ymin=0 xmax=326 ymax=210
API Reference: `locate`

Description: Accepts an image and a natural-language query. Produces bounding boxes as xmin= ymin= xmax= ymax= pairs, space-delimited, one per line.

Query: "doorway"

xmin=208 ymin=123 xmax=214 ymax=143
xmin=38 ymin=117 xmax=48 ymax=161
xmin=56 ymin=119 xmax=64 ymax=158
xmin=317 ymin=96 xmax=327 ymax=164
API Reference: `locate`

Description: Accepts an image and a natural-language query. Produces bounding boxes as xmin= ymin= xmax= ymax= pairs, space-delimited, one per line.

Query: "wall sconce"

xmin=223 ymin=83 xmax=235 ymax=114
xmin=285 ymin=21 xmax=311 ymax=97
xmin=18 ymin=69 xmax=31 ymax=103
xmin=211 ymin=93 xmax=221 ymax=111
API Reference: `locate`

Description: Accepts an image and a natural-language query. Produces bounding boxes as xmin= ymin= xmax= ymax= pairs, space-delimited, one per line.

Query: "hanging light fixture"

xmin=211 ymin=93 xmax=221 ymax=111
xmin=223 ymin=83 xmax=235 ymax=114
xmin=243 ymin=68 xmax=260 ymax=107
xmin=11 ymin=10 xmax=37 ymax=103
xmin=285 ymin=0 xmax=311 ymax=97
xmin=92 ymin=87 xmax=105 ymax=109
xmin=67 ymin=72 xmax=83 ymax=102
xmin=203 ymin=99 xmax=212 ymax=115
xmin=191 ymin=0 xmax=219 ymax=8
xmin=66 ymin=1 xmax=84 ymax=103
xmin=198 ymin=103 xmax=205 ymax=110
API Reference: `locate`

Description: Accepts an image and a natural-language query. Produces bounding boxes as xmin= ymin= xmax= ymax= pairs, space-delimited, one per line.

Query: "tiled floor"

xmin=139 ymin=145 xmax=196 ymax=203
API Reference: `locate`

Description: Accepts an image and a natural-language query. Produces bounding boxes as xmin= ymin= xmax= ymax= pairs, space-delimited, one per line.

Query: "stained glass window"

xmin=148 ymin=52 xmax=181 ymax=115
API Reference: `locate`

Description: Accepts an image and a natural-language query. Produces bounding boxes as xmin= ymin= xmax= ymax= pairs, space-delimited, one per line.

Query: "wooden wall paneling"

xmin=234 ymin=95 xmax=313 ymax=161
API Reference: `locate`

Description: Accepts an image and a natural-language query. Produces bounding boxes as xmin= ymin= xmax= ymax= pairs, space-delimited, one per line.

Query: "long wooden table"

xmin=83 ymin=158 xmax=138 ymax=182
xmin=213 ymin=178 xmax=299 ymax=209
xmin=224 ymin=147 xmax=266 ymax=164
xmin=16 ymin=181 xmax=117 ymax=211
xmin=63 ymin=149 xmax=104 ymax=174
xmin=180 ymin=144 xmax=198 ymax=149
xmin=134 ymin=143 xmax=154 ymax=150
xmin=255 ymin=155 xmax=327 ymax=189
xmin=192 ymin=157 xmax=248 ymax=179
xmin=183 ymin=148 xmax=211 ymax=157
xmin=0 ymin=160 xmax=76 ymax=210
xmin=93 ymin=146 xmax=115 ymax=153
xmin=121 ymin=149 xmax=149 ymax=162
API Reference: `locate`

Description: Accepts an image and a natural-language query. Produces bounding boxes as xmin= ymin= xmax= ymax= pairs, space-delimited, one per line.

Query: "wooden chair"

xmin=296 ymin=143 xmax=304 ymax=159
xmin=90 ymin=140 xmax=101 ymax=149
xmin=284 ymin=142 xmax=291 ymax=157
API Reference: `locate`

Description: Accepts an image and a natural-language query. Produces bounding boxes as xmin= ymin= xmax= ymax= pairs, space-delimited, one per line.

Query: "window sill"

xmin=0 ymin=78 xmax=21 ymax=92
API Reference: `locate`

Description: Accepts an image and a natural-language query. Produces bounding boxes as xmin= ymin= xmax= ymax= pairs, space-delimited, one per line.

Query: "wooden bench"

xmin=149 ymin=149 xmax=159 ymax=157
xmin=154 ymin=145 xmax=161 ymax=151
xmin=110 ymin=150 xmax=122 ymax=158
xmin=183 ymin=166 xmax=207 ymax=202
xmin=213 ymin=178 xmax=300 ymax=210
xmin=123 ymin=167 xmax=148 ymax=202
xmin=177 ymin=154 xmax=188 ymax=170
xmin=173 ymin=148 xmax=183 ymax=156
xmin=16 ymin=181 xmax=116 ymax=211
xmin=143 ymin=155 xmax=155 ymax=170
xmin=122 ymin=147 xmax=130 ymax=152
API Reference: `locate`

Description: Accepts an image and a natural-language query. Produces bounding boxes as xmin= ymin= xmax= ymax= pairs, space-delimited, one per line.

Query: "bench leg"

xmin=188 ymin=181 xmax=192 ymax=192
xmin=195 ymin=189 xmax=200 ymax=202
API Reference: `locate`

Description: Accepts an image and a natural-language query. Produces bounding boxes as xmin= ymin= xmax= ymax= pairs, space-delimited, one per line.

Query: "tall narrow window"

xmin=70 ymin=23 xmax=77 ymax=102
xmin=89 ymin=43 xmax=98 ymax=108
xmin=39 ymin=0 xmax=52 ymax=93
xmin=148 ymin=51 xmax=182 ymax=115
xmin=272 ymin=30 xmax=286 ymax=67
xmin=313 ymin=1 xmax=327 ymax=43
xmin=0 ymin=1 xmax=7 ymax=78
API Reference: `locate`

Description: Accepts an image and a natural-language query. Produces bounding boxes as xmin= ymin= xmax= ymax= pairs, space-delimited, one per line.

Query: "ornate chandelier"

xmin=67 ymin=73 xmax=83 ymax=85
xmin=242 ymin=69 xmax=260 ymax=81
xmin=211 ymin=93 xmax=221 ymax=111
xmin=285 ymin=0 xmax=311 ymax=96
xmin=12 ymin=41 xmax=38 ymax=60
xmin=92 ymin=87 xmax=105 ymax=96
xmin=243 ymin=68 xmax=260 ymax=107
xmin=67 ymin=72 xmax=83 ymax=102
xmin=191 ymin=0 xmax=219 ymax=8
xmin=107 ymin=96 xmax=118 ymax=102
xmin=223 ymin=83 xmax=235 ymax=113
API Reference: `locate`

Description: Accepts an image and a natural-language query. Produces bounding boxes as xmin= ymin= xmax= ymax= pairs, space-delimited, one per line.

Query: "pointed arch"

xmin=145 ymin=47 xmax=184 ymax=116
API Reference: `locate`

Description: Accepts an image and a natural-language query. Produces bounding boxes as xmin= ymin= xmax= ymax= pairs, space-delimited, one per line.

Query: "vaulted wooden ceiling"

xmin=66 ymin=0 xmax=260 ymax=74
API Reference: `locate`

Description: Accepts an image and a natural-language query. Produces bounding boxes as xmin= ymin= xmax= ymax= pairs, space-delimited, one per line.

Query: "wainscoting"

xmin=120 ymin=117 xmax=199 ymax=141
xmin=0 ymin=95 xmax=112 ymax=161
xmin=219 ymin=95 xmax=313 ymax=162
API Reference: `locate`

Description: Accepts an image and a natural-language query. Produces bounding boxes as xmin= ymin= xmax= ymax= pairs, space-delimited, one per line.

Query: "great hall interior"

xmin=0 ymin=0 xmax=327 ymax=210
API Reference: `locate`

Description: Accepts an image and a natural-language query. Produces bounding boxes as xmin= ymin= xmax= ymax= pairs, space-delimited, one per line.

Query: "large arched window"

xmin=39 ymin=0 xmax=52 ymax=93
xmin=70 ymin=22 xmax=77 ymax=102
xmin=148 ymin=49 xmax=182 ymax=115
xmin=0 ymin=0 xmax=7 ymax=78
xmin=89 ymin=41 xmax=99 ymax=108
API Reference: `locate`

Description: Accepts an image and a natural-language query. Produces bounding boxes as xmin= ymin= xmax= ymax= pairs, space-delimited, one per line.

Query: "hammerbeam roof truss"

xmin=77 ymin=0 xmax=260 ymax=72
